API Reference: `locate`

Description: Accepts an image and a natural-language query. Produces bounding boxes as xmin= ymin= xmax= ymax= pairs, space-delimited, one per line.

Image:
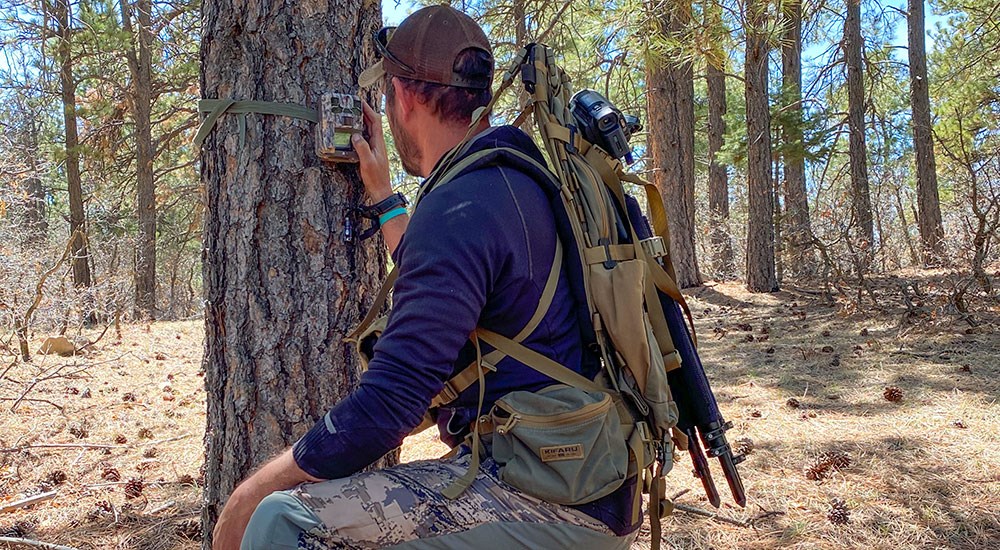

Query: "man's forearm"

xmin=246 ymin=448 xmax=322 ymax=494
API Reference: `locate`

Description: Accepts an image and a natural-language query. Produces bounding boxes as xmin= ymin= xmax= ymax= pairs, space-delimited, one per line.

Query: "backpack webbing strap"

xmin=441 ymin=332 xmax=489 ymax=499
xmin=345 ymin=267 xmax=398 ymax=343
xmin=475 ymin=328 xmax=603 ymax=393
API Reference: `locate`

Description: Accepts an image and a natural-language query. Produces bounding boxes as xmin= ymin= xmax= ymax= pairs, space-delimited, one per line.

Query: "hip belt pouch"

xmin=491 ymin=384 xmax=629 ymax=505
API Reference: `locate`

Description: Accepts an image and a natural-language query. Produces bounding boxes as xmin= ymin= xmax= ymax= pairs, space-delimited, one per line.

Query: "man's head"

xmin=359 ymin=5 xmax=494 ymax=176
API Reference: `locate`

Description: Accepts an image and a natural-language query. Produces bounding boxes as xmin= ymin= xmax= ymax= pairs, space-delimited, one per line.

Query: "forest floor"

xmin=1 ymin=271 xmax=998 ymax=549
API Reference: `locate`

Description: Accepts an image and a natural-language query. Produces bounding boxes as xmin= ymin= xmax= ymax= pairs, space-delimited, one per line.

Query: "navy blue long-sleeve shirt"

xmin=293 ymin=126 xmax=637 ymax=535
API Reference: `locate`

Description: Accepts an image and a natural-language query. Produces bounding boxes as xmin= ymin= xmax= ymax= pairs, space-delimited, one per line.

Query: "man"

xmin=213 ymin=6 xmax=638 ymax=549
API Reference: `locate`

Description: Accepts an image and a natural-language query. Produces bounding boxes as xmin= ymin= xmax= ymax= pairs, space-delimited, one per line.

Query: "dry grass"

xmin=1 ymin=274 xmax=997 ymax=549
xmin=0 ymin=321 xmax=204 ymax=550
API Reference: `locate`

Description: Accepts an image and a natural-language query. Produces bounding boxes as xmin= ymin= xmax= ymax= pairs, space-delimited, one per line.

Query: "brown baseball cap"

xmin=358 ymin=5 xmax=493 ymax=90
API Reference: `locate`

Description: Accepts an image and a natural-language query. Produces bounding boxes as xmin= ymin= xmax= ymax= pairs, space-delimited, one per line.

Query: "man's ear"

xmin=390 ymin=77 xmax=417 ymax=120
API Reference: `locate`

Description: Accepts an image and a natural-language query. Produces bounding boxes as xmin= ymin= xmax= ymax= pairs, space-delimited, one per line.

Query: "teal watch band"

xmin=379 ymin=207 xmax=408 ymax=225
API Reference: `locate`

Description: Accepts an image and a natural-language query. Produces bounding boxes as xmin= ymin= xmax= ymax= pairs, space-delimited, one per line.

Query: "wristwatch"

xmin=369 ymin=192 xmax=409 ymax=216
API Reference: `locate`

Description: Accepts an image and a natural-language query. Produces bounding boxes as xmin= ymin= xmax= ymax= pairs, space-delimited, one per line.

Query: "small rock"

xmin=81 ymin=387 xmax=92 ymax=398
xmin=765 ymin=347 xmax=775 ymax=354
xmin=821 ymin=330 xmax=831 ymax=337
xmin=831 ymin=355 xmax=841 ymax=367
xmin=860 ymin=328 xmax=870 ymax=337
xmin=821 ymin=345 xmax=835 ymax=353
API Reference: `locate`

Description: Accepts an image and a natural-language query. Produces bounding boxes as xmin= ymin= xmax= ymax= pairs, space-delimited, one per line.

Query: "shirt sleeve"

xmin=293 ymin=177 xmax=507 ymax=479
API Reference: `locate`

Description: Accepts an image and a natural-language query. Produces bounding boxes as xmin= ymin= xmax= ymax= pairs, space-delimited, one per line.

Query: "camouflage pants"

xmin=241 ymin=454 xmax=636 ymax=549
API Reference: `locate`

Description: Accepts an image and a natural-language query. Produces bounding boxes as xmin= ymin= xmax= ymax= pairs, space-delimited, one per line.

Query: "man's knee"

xmin=240 ymin=491 xmax=322 ymax=550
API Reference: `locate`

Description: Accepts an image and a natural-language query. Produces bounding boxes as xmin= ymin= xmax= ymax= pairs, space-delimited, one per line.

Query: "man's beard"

xmin=386 ymin=97 xmax=422 ymax=177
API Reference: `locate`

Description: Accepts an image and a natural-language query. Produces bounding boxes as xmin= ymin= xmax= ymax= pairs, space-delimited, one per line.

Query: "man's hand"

xmin=212 ymin=449 xmax=322 ymax=550
xmin=352 ymin=100 xmax=393 ymax=202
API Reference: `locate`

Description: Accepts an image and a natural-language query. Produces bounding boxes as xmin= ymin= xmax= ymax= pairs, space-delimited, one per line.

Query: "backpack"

xmin=347 ymin=42 xmax=745 ymax=549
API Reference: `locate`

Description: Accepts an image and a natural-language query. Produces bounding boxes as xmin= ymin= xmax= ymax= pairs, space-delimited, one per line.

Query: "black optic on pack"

xmin=570 ymin=89 xmax=642 ymax=164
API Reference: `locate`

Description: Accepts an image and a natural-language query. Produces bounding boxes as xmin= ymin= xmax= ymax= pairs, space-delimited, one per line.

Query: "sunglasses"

xmin=374 ymin=27 xmax=416 ymax=76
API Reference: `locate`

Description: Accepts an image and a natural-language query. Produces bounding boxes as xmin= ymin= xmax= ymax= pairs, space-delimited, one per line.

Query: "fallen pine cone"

xmin=102 ymin=467 xmax=121 ymax=481
xmin=0 ymin=520 xmax=34 ymax=537
xmin=786 ymin=398 xmax=801 ymax=408
xmin=827 ymin=498 xmax=850 ymax=525
xmin=45 ymin=470 xmax=67 ymax=486
xmin=805 ymin=451 xmax=852 ymax=481
xmin=883 ymin=386 xmax=904 ymax=403
xmin=124 ymin=478 xmax=144 ymax=499
xmin=733 ymin=437 xmax=754 ymax=456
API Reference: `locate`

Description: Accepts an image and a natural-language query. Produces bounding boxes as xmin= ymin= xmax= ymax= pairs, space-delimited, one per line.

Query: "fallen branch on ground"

xmin=673 ymin=502 xmax=750 ymax=527
xmin=0 ymin=396 xmax=64 ymax=411
xmin=0 ymin=490 xmax=58 ymax=513
xmin=0 ymin=433 xmax=193 ymax=453
xmin=0 ymin=536 xmax=80 ymax=550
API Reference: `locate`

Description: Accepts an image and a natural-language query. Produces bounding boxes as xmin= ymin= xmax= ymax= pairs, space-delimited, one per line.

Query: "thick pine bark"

xmin=121 ymin=0 xmax=157 ymax=318
xmin=199 ymin=0 xmax=384 ymax=544
xmin=781 ymin=0 xmax=814 ymax=276
xmin=907 ymin=0 xmax=945 ymax=262
xmin=845 ymin=0 xmax=874 ymax=264
xmin=744 ymin=0 xmax=778 ymax=292
xmin=55 ymin=0 xmax=91 ymax=288
xmin=706 ymin=57 xmax=733 ymax=278
xmin=647 ymin=0 xmax=702 ymax=288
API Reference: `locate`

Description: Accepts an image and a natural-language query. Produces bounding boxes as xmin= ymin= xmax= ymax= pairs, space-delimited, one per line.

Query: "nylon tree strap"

xmin=194 ymin=99 xmax=320 ymax=148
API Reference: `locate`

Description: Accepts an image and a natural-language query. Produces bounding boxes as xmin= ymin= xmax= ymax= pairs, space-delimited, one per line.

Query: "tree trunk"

xmin=199 ymin=0 xmax=384 ymax=545
xmin=120 ymin=0 xmax=157 ymax=318
xmin=55 ymin=0 xmax=91 ymax=288
xmin=744 ymin=0 xmax=778 ymax=292
xmin=781 ymin=0 xmax=814 ymax=276
xmin=706 ymin=59 xmax=733 ymax=279
xmin=845 ymin=0 xmax=874 ymax=266
xmin=907 ymin=0 xmax=945 ymax=263
xmin=647 ymin=0 xmax=702 ymax=288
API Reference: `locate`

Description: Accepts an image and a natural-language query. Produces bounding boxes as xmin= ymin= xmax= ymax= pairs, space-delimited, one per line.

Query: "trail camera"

xmin=316 ymin=92 xmax=364 ymax=163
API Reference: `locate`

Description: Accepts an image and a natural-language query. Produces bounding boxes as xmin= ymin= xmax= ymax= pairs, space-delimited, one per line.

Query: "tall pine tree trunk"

xmin=907 ymin=0 xmax=945 ymax=263
xmin=846 ymin=0 xmax=874 ymax=266
xmin=745 ymin=0 xmax=778 ymax=292
xmin=121 ymin=0 xmax=157 ymax=318
xmin=22 ymin=116 xmax=47 ymax=243
xmin=647 ymin=0 xmax=702 ymax=288
xmin=199 ymin=0 xmax=384 ymax=544
xmin=706 ymin=35 xmax=732 ymax=278
xmin=781 ymin=0 xmax=813 ymax=276
xmin=55 ymin=0 xmax=91 ymax=288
